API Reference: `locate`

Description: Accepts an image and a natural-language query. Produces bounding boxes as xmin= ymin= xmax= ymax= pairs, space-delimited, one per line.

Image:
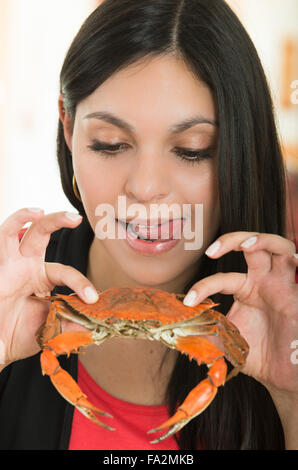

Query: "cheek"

xmin=74 ymin=154 xmax=123 ymax=213
xmin=71 ymin=127 xmax=122 ymax=208
xmin=201 ymin=169 xmax=220 ymax=233
xmin=180 ymin=162 xmax=219 ymax=209
xmin=182 ymin=164 xmax=219 ymax=238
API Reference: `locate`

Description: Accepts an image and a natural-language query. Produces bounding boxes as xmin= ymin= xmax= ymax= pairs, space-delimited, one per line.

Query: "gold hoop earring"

xmin=72 ymin=174 xmax=82 ymax=202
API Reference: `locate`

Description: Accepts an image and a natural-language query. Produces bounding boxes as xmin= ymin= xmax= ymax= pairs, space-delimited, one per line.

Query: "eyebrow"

xmin=83 ymin=111 xmax=218 ymax=134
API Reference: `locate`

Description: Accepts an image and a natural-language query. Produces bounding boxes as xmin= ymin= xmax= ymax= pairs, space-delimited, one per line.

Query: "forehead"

xmin=76 ymin=55 xmax=217 ymax=135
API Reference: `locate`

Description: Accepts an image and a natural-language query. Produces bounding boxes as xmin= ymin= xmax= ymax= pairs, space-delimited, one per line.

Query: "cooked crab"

xmin=33 ymin=286 xmax=249 ymax=443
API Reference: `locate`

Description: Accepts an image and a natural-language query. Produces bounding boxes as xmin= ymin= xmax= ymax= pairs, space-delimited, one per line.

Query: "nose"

xmin=124 ymin=150 xmax=172 ymax=204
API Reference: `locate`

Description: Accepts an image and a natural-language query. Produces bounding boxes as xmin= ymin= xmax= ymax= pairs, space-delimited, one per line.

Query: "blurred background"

xmin=0 ymin=0 xmax=297 ymax=240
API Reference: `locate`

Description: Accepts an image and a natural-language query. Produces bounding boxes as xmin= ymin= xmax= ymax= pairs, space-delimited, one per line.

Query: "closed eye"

xmin=87 ymin=139 xmax=214 ymax=165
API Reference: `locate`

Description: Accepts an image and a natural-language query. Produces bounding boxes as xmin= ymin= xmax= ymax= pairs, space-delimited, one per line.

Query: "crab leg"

xmin=40 ymin=331 xmax=115 ymax=431
xmin=35 ymin=302 xmax=62 ymax=347
xmin=213 ymin=313 xmax=249 ymax=381
xmin=148 ymin=335 xmax=227 ymax=443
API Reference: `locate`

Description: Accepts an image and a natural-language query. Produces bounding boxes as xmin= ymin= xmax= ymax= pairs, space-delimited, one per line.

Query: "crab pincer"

xmin=147 ymin=336 xmax=227 ymax=443
xmin=40 ymin=331 xmax=115 ymax=430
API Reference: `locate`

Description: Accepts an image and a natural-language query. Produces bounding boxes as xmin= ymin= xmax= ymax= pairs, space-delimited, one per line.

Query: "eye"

xmin=87 ymin=140 xmax=128 ymax=158
xmin=173 ymin=146 xmax=214 ymax=165
xmin=87 ymin=139 xmax=214 ymax=164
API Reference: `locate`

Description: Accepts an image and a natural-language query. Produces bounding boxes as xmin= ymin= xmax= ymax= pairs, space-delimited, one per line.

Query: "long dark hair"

xmin=57 ymin=0 xmax=286 ymax=449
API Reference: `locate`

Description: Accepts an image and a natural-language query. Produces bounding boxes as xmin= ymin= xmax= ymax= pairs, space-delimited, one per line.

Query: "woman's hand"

xmin=183 ymin=232 xmax=298 ymax=394
xmin=0 ymin=208 xmax=99 ymax=369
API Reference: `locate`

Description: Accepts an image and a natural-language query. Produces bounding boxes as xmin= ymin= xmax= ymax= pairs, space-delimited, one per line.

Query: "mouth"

xmin=118 ymin=219 xmax=162 ymax=243
xmin=117 ymin=218 xmax=182 ymax=242
xmin=115 ymin=217 xmax=184 ymax=255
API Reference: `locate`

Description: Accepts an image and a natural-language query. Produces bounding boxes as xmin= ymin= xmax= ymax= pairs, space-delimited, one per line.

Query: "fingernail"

xmin=241 ymin=236 xmax=258 ymax=248
xmin=65 ymin=212 xmax=82 ymax=221
xmin=183 ymin=290 xmax=198 ymax=307
xmin=205 ymin=240 xmax=221 ymax=257
xmin=28 ymin=207 xmax=43 ymax=213
xmin=294 ymin=253 xmax=298 ymax=259
xmin=84 ymin=286 xmax=99 ymax=303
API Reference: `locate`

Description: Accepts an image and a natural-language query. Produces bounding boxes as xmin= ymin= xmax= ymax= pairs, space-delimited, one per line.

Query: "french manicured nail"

xmin=84 ymin=286 xmax=99 ymax=303
xmin=183 ymin=290 xmax=198 ymax=307
xmin=240 ymin=236 xmax=258 ymax=248
xmin=28 ymin=207 xmax=43 ymax=213
xmin=65 ymin=212 xmax=82 ymax=221
xmin=205 ymin=240 xmax=221 ymax=257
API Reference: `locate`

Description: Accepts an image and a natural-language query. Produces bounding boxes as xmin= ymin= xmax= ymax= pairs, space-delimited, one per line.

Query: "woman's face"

xmin=61 ymin=54 xmax=220 ymax=288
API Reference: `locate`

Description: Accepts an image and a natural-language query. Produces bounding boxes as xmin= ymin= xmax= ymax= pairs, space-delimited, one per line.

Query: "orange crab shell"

xmin=54 ymin=286 xmax=218 ymax=325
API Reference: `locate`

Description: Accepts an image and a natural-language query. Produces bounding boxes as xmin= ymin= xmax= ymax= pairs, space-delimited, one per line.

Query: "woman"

xmin=0 ymin=0 xmax=297 ymax=450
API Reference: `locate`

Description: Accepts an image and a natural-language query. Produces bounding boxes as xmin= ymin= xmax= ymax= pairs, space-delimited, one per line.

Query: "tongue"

xmin=132 ymin=219 xmax=183 ymax=240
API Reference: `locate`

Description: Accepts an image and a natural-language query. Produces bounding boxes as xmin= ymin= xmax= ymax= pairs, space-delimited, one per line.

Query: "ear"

xmin=58 ymin=93 xmax=74 ymax=152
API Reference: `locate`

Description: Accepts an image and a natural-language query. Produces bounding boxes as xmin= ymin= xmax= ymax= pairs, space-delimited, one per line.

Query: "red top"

xmin=68 ymin=359 xmax=179 ymax=450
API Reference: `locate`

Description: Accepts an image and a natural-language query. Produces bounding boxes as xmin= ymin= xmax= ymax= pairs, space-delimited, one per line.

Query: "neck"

xmin=80 ymin=338 xmax=179 ymax=406
xmin=86 ymin=238 xmax=198 ymax=294
xmin=82 ymin=238 xmax=196 ymax=405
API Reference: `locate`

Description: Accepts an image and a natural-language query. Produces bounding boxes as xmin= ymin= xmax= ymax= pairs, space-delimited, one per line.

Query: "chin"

xmin=119 ymin=265 xmax=185 ymax=289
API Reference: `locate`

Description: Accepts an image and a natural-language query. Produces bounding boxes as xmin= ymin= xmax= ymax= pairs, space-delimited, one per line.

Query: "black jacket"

xmin=0 ymin=218 xmax=95 ymax=450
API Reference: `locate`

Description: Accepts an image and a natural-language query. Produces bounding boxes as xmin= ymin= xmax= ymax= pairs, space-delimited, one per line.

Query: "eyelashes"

xmin=87 ymin=139 xmax=214 ymax=165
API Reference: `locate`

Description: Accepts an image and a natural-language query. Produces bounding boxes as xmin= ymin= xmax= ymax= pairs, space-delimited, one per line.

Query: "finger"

xmin=19 ymin=211 xmax=83 ymax=258
xmin=0 ymin=207 xmax=44 ymax=260
xmin=183 ymin=272 xmax=247 ymax=307
xmin=205 ymin=232 xmax=296 ymax=258
xmin=270 ymin=250 xmax=298 ymax=284
xmin=238 ymin=233 xmax=296 ymax=280
xmin=34 ymin=262 xmax=99 ymax=305
xmin=205 ymin=232 xmax=296 ymax=278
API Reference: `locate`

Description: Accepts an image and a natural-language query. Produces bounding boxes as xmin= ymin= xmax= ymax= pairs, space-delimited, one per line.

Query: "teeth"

xmin=136 ymin=224 xmax=158 ymax=229
xmin=118 ymin=218 xmax=177 ymax=243
xmin=126 ymin=222 xmax=155 ymax=242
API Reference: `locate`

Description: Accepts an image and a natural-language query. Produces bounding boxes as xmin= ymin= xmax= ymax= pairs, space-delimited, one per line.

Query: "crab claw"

xmin=148 ymin=335 xmax=227 ymax=443
xmin=148 ymin=378 xmax=217 ymax=443
xmin=48 ymin=360 xmax=115 ymax=430
xmin=40 ymin=332 xmax=115 ymax=431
